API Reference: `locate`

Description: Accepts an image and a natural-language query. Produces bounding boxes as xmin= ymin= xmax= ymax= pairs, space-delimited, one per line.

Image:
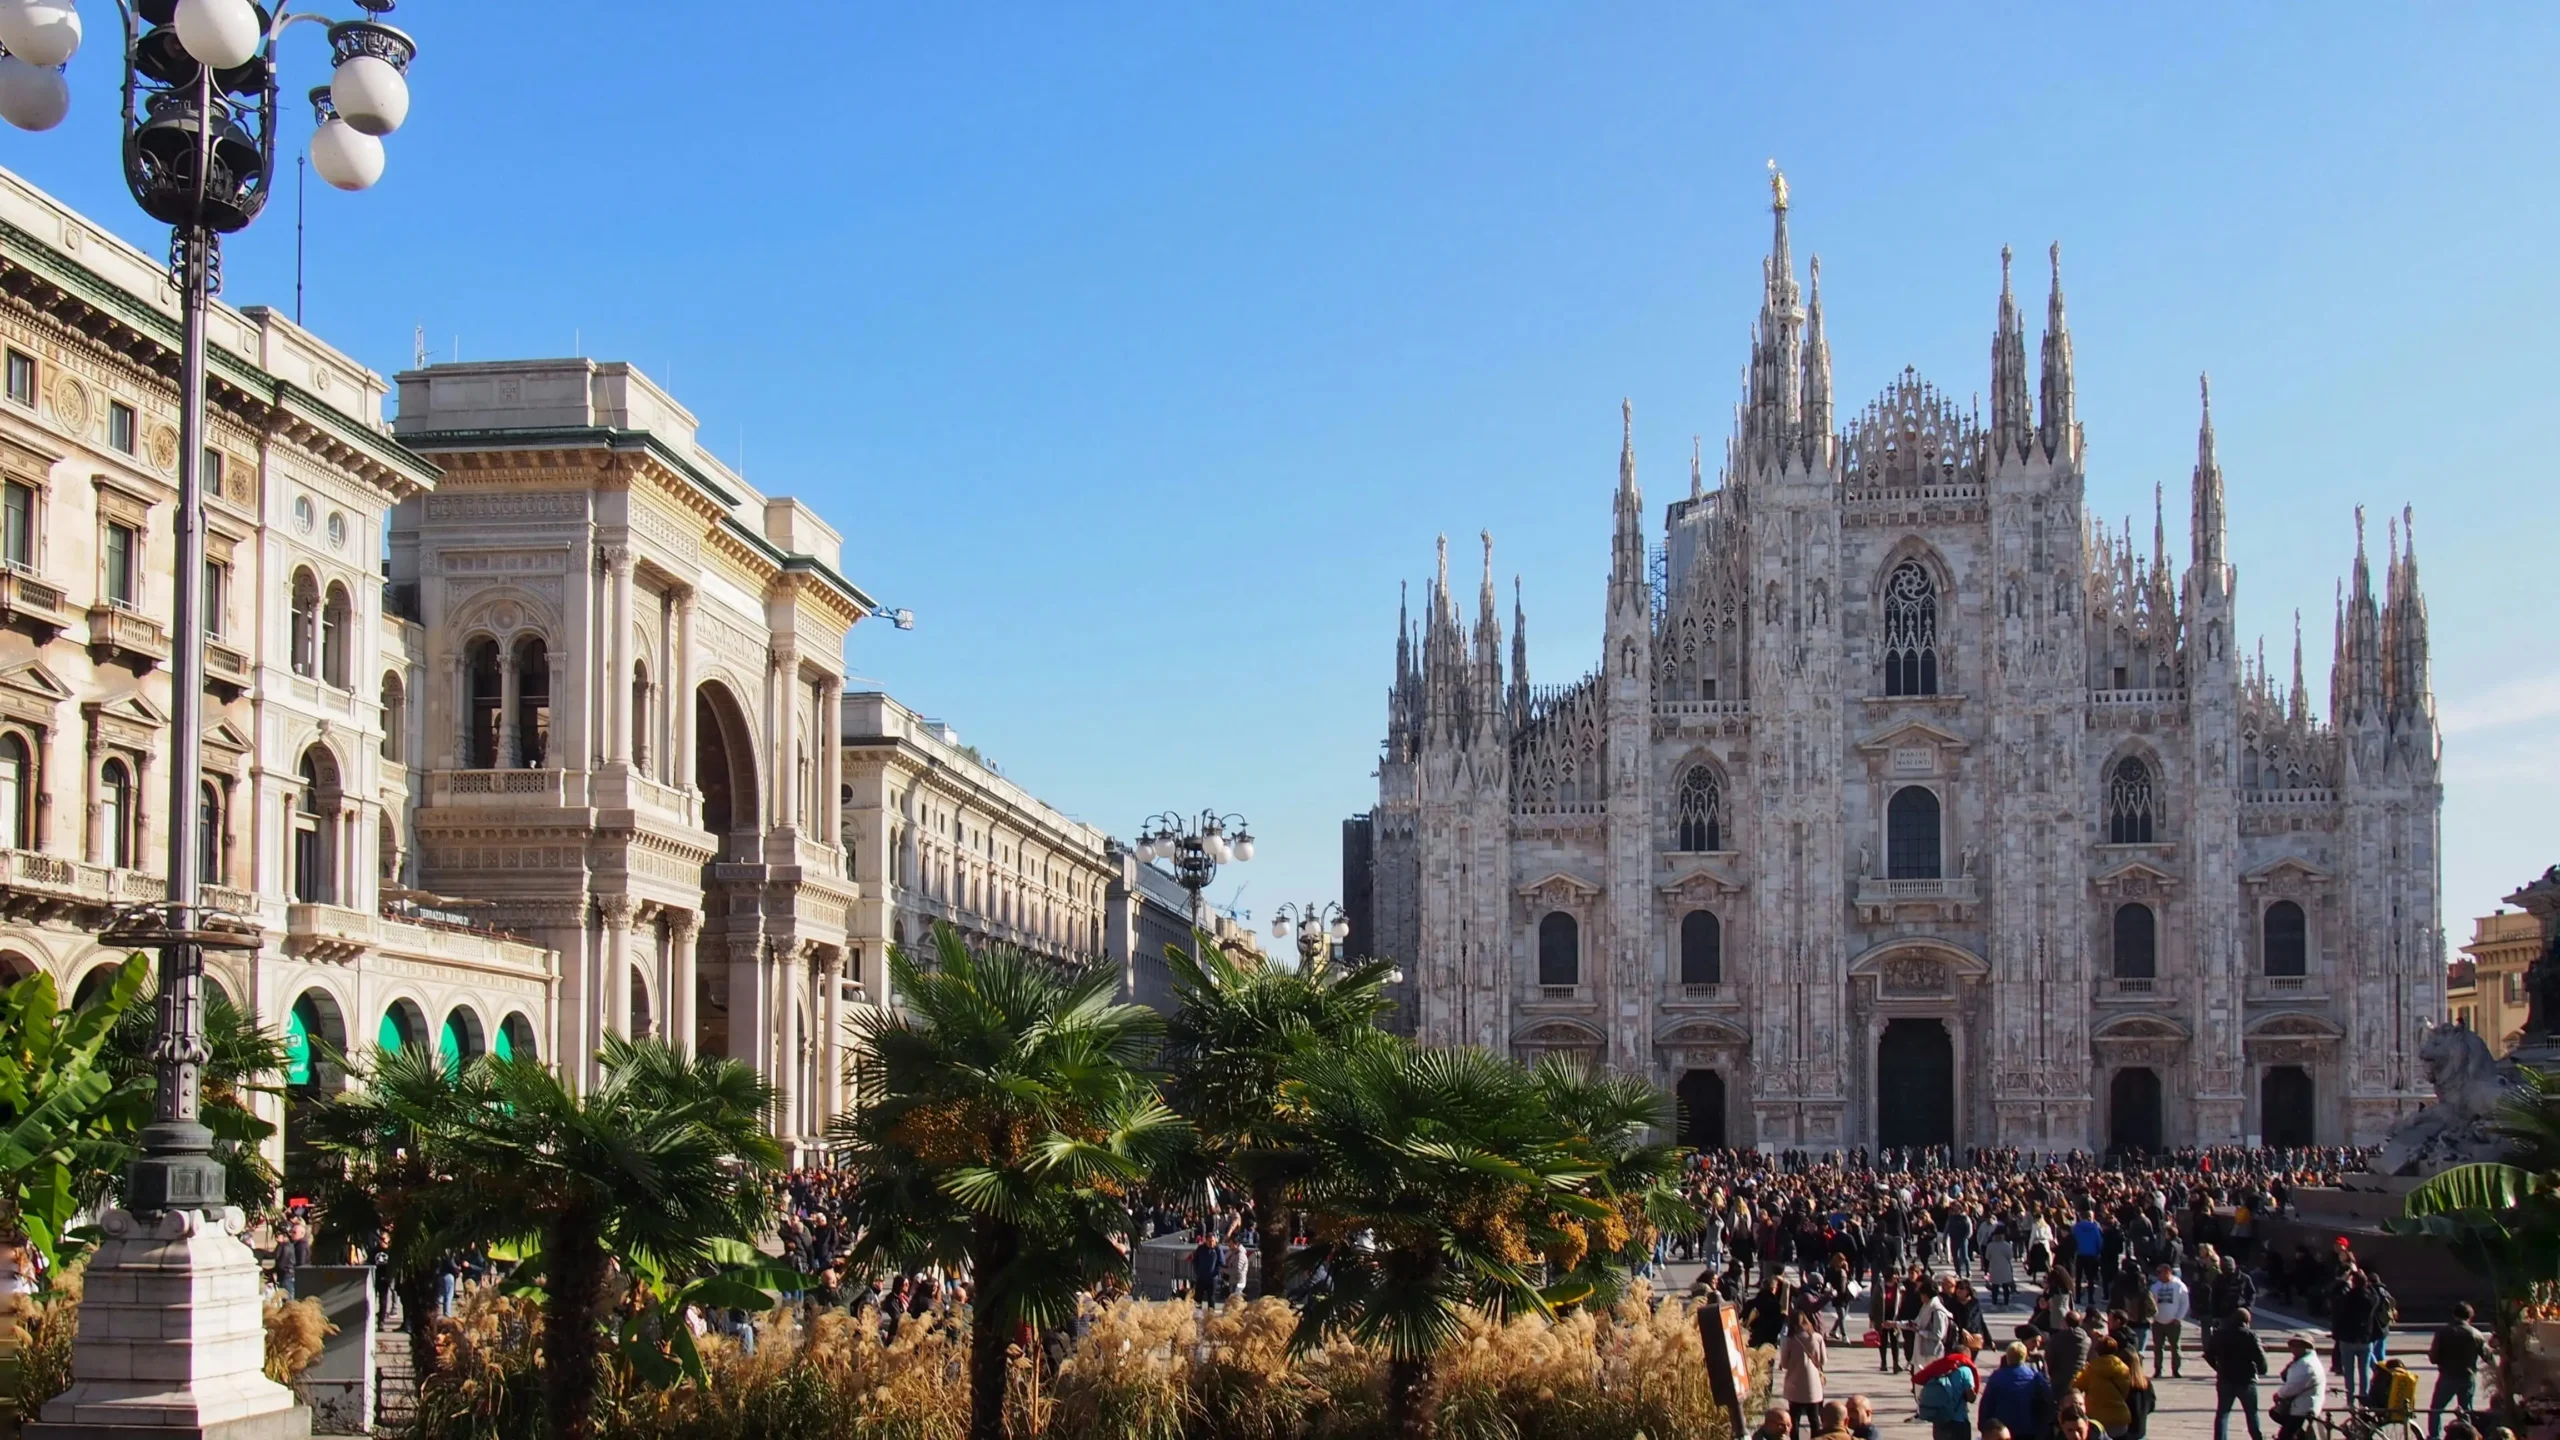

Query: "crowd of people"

xmin=251 ymin=1144 xmax=2515 ymax=1440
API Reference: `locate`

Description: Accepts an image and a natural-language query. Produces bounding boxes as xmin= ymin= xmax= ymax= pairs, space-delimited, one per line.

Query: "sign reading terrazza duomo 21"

xmin=1349 ymin=174 xmax=2443 ymax=1156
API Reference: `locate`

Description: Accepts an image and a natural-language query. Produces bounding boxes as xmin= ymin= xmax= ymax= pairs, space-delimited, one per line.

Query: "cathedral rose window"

xmin=1882 ymin=560 xmax=1940 ymax=696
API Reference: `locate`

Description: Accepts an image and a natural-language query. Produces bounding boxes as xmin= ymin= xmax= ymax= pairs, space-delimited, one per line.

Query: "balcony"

xmin=2248 ymin=973 xmax=2324 ymax=1003
xmin=1526 ymin=983 xmax=1590 ymax=1006
xmin=1854 ymin=874 xmax=1978 ymax=921
xmin=593 ymin=767 xmax=700 ymax=830
xmin=2099 ymin=976 xmax=2158 ymax=1001
xmin=793 ymin=834 xmax=845 ymax=883
xmin=86 ymin=603 xmax=169 ymax=671
xmin=0 ymin=567 xmax=69 ymax=638
xmin=284 ymin=902 xmax=376 ymax=963
xmin=427 ymin=767 xmax=578 ymax=809
xmin=204 ymin=640 xmax=251 ymax=698
xmin=1667 ymin=981 xmax=1737 ymax=1006
xmin=0 ymin=849 xmax=165 ymax=919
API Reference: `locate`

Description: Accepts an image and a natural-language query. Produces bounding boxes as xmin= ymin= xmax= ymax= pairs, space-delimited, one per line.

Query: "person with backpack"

xmin=1914 ymin=1339 xmax=1982 ymax=1440
xmin=2203 ymin=1306 xmax=2270 ymax=1440
xmin=2427 ymin=1303 xmax=2491 ymax=1440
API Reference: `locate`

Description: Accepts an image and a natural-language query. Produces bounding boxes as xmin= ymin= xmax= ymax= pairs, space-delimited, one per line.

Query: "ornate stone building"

xmin=388 ymin=358 xmax=869 ymax=1149
xmin=0 ymin=166 xmax=556 ymax=1187
xmin=1353 ymin=176 xmax=2444 ymax=1152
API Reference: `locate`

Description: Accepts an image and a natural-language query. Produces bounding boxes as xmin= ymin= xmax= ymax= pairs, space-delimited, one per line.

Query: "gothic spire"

xmin=1747 ymin=165 xmax=1804 ymax=458
xmin=1610 ymin=398 xmax=1647 ymax=619
xmin=1435 ymin=532 xmax=1452 ymax=623
xmin=1690 ymin=435 xmax=1704 ymax=501
xmin=1803 ymin=253 xmax=1833 ymax=451
xmin=1991 ymin=245 xmax=2032 ymax=460
xmin=1510 ymin=575 xmax=1530 ymax=720
xmin=2397 ymin=505 xmax=2432 ymax=734
xmin=1395 ymin=580 xmax=1412 ymax=683
xmin=2290 ymin=609 xmax=2308 ymax=725
xmin=2350 ymin=504 xmax=2382 ymax=724
xmin=2038 ymin=241 xmax=2075 ymax=459
xmin=2191 ymin=374 xmax=2228 ymax=583
xmin=2152 ymin=481 xmax=2167 ymax=577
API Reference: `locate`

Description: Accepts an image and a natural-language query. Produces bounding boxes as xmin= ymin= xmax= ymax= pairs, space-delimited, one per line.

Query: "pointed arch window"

xmin=1537 ymin=911 xmax=1579 ymax=989
xmin=2106 ymin=757 xmax=2156 ymax=844
xmin=1675 ymin=766 xmax=1722 ymax=852
xmin=2112 ymin=903 xmax=2157 ymax=981
xmin=1882 ymin=560 xmax=1940 ymax=696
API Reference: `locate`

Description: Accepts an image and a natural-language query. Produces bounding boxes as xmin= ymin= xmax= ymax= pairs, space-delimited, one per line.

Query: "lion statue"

xmin=2375 ymin=1022 xmax=2525 ymax=1175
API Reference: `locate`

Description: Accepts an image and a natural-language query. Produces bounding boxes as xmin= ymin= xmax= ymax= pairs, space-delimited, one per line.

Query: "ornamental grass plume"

xmin=262 ymin=1292 xmax=334 ymax=1385
xmin=4 ymin=1259 xmax=81 ymax=1420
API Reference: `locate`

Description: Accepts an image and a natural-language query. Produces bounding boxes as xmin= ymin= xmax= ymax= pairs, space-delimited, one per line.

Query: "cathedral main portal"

xmin=1876 ymin=1019 xmax=1955 ymax=1150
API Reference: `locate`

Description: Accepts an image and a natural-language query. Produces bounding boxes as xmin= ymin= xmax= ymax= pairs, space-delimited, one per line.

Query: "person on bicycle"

xmin=2271 ymin=1334 xmax=2329 ymax=1440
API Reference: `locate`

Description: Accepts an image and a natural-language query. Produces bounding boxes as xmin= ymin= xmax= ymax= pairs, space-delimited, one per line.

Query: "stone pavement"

xmin=1645 ymin=1261 xmax=2456 ymax=1440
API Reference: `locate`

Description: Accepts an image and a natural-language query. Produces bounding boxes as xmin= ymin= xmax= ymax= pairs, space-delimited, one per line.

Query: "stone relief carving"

xmin=1882 ymin=956 xmax=1944 ymax=994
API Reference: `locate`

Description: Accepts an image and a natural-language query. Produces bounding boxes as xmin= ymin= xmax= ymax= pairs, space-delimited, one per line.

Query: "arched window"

xmin=2107 ymin=757 xmax=2156 ymax=844
xmin=101 ymin=758 xmax=132 ymax=869
xmin=197 ymin=781 xmax=222 ymax=886
xmin=2113 ymin=903 xmax=2157 ymax=981
xmin=1675 ymin=766 xmax=1722 ymax=852
xmin=2263 ymin=900 xmax=2307 ymax=977
xmin=512 ymin=636 xmax=550 ymax=768
xmin=320 ymin=582 xmax=352 ymax=687
xmin=1537 ymin=911 xmax=1579 ymax=988
xmin=294 ymin=748 xmax=340 ymax=905
xmin=379 ymin=672 xmax=404 ymax=763
xmin=464 ymin=638 xmax=502 ymax=769
xmin=630 ymin=661 xmax=650 ymax=775
xmin=1680 ymin=910 xmax=1722 ymax=987
xmin=1882 ymin=560 xmax=1940 ymax=696
xmin=0 ymin=733 xmax=27 ymax=851
xmin=1886 ymin=786 xmax=1942 ymax=880
xmin=288 ymin=569 xmax=320 ymax=677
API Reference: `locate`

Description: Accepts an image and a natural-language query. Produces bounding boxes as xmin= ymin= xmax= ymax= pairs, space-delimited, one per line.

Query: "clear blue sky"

xmin=9 ymin=4 xmax=2553 ymax=946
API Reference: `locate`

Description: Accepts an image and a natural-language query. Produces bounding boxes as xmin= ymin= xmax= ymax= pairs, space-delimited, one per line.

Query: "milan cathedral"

xmin=1351 ymin=175 xmax=2443 ymax=1153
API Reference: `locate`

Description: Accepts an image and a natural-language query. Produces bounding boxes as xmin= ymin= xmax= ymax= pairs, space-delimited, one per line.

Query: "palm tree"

xmin=2389 ymin=1066 xmax=2560 ymax=1416
xmin=436 ymin=1037 xmax=784 ymax=1440
xmin=1285 ymin=1042 xmax=1615 ymax=1440
xmin=1526 ymin=1055 xmax=1696 ymax=1303
xmin=1161 ymin=932 xmax=1394 ymax=1299
xmin=828 ymin=923 xmax=1184 ymax=1440
xmin=298 ymin=1041 xmax=488 ymax=1386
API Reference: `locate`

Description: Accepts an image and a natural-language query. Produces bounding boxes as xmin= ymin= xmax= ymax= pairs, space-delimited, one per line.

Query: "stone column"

xmin=770 ymin=944 xmax=802 ymax=1140
xmin=449 ymin=650 xmax=469 ymax=768
xmin=668 ymin=911 xmax=700 ymax=1056
xmin=821 ymin=945 xmax=845 ymax=1116
xmin=727 ymin=935 xmax=766 ymax=1071
xmin=672 ymin=591 xmax=696 ymax=791
xmin=601 ymin=895 xmax=635 ymax=1040
xmin=497 ymin=645 xmax=521 ymax=769
xmin=605 ymin=546 xmax=634 ymax=765
xmin=81 ymin=711 xmax=100 ymax=863
xmin=773 ymin=648 xmax=801 ymax=832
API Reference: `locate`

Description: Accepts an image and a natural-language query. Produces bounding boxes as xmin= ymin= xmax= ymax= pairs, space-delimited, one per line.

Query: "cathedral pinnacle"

xmin=1991 ymin=244 xmax=2032 ymax=459
xmin=1690 ymin=435 xmax=1704 ymax=500
xmin=1803 ymin=253 xmax=1833 ymax=449
xmin=2191 ymin=373 xmax=2227 ymax=583
xmin=1619 ymin=397 xmax=1637 ymax=497
xmin=2039 ymin=241 xmax=2075 ymax=458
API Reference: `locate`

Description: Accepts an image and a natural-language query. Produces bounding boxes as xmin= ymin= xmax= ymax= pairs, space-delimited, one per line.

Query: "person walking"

xmin=2272 ymin=1334 xmax=2329 ymax=1440
xmin=2203 ymin=1307 xmax=2269 ymax=1440
xmin=2148 ymin=1262 xmax=2191 ymax=1378
xmin=1872 ymin=1269 xmax=1908 ymax=1373
xmin=2327 ymin=1268 xmax=2379 ymax=1407
xmin=2072 ymin=1213 xmax=2106 ymax=1306
xmin=1984 ymin=1227 xmax=2018 ymax=1308
xmin=1781 ymin=1312 xmax=1831 ymax=1439
xmin=2426 ymin=1302 xmax=2491 ymax=1440
xmin=2045 ymin=1312 xmax=2093 ymax=1414
xmin=2075 ymin=1333 xmax=2150 ymax=1440
xmin=1914 ymin=1279 xmax=1956 ymax=1369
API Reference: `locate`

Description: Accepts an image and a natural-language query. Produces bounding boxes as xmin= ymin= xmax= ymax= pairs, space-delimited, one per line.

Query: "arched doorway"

xmin=1676 ymin=1069 xmax=1726 ymax=1151
xmin=694 ymin=682 xmax=761 ymax=1060
xmin=284 ymin=989 xmax=349 ymax=1201
xmin=694 ymin=682 xmax=758 ymax=852
xmin=2261 ymin=1065 xmax=2316 ymax=1147
xmin=2109 ymin=1067 xmax=2164 ymax=1153
xmin=379 ymin=998 xmax=426 ymax=1055
xmin=497 ymin=1011 xmax=538 ymax=1063
xmin=439 ymin=1006 xmax=486 ymax=1072
xmin=1876 ymin=1018 xmax=1954 ymax=1150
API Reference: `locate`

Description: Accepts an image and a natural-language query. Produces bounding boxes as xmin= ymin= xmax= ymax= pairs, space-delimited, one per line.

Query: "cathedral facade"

xmin=1353 ymin=178 xmax=2444 ymax=1153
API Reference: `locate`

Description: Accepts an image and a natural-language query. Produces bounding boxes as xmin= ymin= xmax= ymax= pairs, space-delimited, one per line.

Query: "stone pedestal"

xmin=25 ymin=1206 xmax=309 ymax=1440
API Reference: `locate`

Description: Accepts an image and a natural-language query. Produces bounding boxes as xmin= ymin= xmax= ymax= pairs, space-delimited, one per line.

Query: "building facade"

xmin=839 ymin=690 xmax=1118 ymax=1001
xmin=1355 ymin=176 xmax=2445 ymax=1153
xmin=387 ymin=358 xmax=871 ymax=1150
xmin=2459 ymin=908 xmax=2542 ymax=1056
xmin=0 ymin=167 xmax=557 ymax=1188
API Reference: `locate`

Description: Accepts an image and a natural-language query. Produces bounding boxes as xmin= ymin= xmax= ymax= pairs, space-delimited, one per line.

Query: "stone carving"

xmin=2374 ymin=1022 xmax=2527 ymax=1176
xmin=1882 ymin=956 xmax=1943 ymax=994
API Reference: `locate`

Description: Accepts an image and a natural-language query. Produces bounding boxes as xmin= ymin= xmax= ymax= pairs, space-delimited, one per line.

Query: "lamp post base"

xmin=26 ymin=1207 xmax=308 ymax=1440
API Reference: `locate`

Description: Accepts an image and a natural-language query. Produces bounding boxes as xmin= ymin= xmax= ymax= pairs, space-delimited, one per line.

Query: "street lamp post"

xmin=0 ymin=3 xmax=415 ymax=1435
xmin=1132 ymin=809 xmax=1253 ymax=934
xmin=1268 ymin=900 xmax=1348 ymax=971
